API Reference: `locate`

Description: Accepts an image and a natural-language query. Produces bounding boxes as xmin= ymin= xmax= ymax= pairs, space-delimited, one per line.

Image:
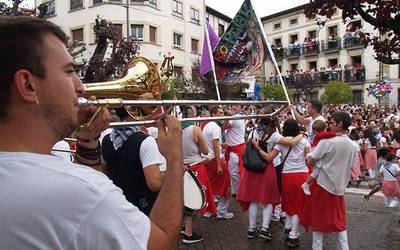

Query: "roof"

xmin=205 ymin=5 xmax=232 ymax=23
xmin=261 ymin=3 xmax=309 ymax=22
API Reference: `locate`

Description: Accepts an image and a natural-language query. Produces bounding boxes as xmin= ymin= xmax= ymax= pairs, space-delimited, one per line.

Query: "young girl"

xmin=378 ymin=152 xmax=400 ymax=208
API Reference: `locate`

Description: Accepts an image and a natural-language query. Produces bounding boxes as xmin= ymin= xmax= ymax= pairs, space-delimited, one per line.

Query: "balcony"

xmin=321 ymin=39 xmax=341 ymax=53
xmin=285 ymin=46 xmax=301 ymax=59
xmin=343 ymin=36 xmax=363 ymax=49
xmin=272 ymin=48 xmax=284 ymax=61
xmin=267 ymin=69 xmax=365 ymax=87
xmin=303 ymin=41 xmax=320 ymax=57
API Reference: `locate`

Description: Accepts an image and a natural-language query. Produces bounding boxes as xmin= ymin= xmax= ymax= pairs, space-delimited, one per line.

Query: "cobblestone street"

xmin=178 ymin=192 xmax=400 ymax=250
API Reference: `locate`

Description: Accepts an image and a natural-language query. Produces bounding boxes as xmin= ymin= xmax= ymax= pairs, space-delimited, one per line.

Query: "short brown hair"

xmin=312 ymin=120 xmax=326 ymax=133
xmin=0 ymin=16 xmax=68 ymax=118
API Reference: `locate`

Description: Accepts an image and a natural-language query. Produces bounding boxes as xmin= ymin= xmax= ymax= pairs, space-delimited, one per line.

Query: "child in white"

xmin=378 ymin=152 xmax=400 ymax=208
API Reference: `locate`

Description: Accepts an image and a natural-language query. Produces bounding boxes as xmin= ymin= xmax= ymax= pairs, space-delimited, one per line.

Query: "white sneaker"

xmin=217 ymin=212 xmax=234 ymax=220
xmin=302 ymin=182 xmax=311 ymax=195
xmin=203 ymin=212 xmax=212 ymax=218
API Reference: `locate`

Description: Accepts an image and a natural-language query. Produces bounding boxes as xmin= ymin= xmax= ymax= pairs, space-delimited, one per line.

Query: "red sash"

xmin=204 ymin=158 xmax=231 ymax=200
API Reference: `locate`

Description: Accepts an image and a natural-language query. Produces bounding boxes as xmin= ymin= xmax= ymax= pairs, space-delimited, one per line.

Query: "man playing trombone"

xmin=0 ymin=16 xmax=184 ymax=250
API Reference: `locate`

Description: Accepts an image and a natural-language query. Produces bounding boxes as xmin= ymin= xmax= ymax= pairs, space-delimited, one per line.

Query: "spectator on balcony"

xmin=344 ymin=30 xmax=352 ymax=47
xmin=269 ymin=72 xmax=277 ymax=84
xmin=344 ymin=63 xmax=354 ymax=81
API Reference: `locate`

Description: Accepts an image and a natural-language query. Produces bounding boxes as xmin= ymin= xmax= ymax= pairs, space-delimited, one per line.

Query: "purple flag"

xmin=200 ymin=20 xmax=219 ymax=77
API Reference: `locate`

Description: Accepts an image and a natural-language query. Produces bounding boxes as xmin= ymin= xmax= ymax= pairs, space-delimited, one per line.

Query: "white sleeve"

xmin=71 ymin=188 xmax=150 ymax=250
xmin=396 ymin=149 xmax=400 ymax=158
xmin=379 ymin=165 xmax=384 ymax=173
xmin=140 ymin=137 xmax=163 ymax=169
xmin=271 ymin=132 xmax=283 ymax=145
xmin=211 ymin=124 xmax=221 ymax=140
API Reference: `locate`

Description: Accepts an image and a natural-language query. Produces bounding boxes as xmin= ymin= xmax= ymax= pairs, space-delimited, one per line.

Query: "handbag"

xmin=242 ymin=129 xmax=272 ymax=172
xmin=275 ymin=146 xmax=292 ymax=194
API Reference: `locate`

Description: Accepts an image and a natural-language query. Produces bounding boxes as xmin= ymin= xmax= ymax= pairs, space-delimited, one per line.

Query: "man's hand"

xmin=217 ymin=162 xmax=223 ymax=174
xmin=76 ymin=97 xmax=111 ymax=140
xmin=156 ymin=115 xmax=182 ymax=163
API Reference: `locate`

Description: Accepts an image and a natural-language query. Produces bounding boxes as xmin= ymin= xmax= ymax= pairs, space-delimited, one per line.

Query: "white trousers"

xmin=312 ymin=231 xmax=349 ymax=250
xmin=228 ymin=152 xmax=240 ymax=195
xmin=217 ymin=196 xmax=230 ymax=215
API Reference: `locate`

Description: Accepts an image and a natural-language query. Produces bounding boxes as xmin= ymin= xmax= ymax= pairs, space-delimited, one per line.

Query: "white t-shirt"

xmin=275 ymin=137 xmax=310 ymax=173
xmin=309 ymin=136 xmax=358 ymax=195
xmin=0 ymin=152 xmax=150 ymax=250
xmin=225 ymin=115 xmax=245 ymax=146
xmin=306 ymin=115 xmax=325 ymax=142
xmin=203 ymin=121 xmax=221 ymax=158
xmin=248 ymin=129 xmax=282 ymax=166
xmin=139 ymin=136 xmax=164 ymax=169
xmin=379 ymin=162 xmax=400 ymax=181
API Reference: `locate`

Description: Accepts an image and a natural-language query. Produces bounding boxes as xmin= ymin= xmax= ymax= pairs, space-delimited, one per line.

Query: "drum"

xmin=184 ymin=169 xmax=206 ymax=211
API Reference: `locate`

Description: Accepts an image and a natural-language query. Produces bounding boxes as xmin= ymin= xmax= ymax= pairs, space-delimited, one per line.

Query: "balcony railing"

xmin=321 ymin=39 xmax=341 ymax=52
xmin=303 ymin=41 xmax=320 ymax=55
xmin=267 ymin=69 xmax=365 ymax=86
xmin=343 ymin=37 xmax=363 ymax=48
xmin=286 ymin=46 xmax=301 ymax=57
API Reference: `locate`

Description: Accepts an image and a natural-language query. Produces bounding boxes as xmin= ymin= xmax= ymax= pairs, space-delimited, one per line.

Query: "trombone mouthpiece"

xmin=77 ymin=97 xmax=124 ymax=108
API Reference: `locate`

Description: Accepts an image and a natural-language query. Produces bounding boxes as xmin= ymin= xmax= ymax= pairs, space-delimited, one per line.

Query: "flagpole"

xmin=204 ymin=19 xmax=221 ymax=101
xmin=249 ymin=0 xmax=294 ymax=117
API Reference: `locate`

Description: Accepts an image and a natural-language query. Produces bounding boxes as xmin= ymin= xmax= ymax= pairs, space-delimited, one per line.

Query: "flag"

xmin=212 ymin=0 xmax=270 ymax=83
xmin=200 ymin=19 xmax=219 ymax=76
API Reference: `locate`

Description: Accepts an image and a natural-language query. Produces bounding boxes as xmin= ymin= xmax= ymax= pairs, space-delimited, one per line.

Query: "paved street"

xmin=178 ymin=187 xmax=400 ymax=250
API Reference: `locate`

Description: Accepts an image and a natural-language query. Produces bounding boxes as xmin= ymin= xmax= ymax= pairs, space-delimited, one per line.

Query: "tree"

xmin=262 ymin=83 xmax=293 ymax=101
xmin=321 ymin=81 xmax=352 ymax=104
xmin=305 ymin=0 xmax=400 ymax=64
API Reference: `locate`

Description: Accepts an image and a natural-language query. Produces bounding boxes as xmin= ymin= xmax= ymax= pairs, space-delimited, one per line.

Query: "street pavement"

xmin=178 ymin=184 xmax=400 ymax=250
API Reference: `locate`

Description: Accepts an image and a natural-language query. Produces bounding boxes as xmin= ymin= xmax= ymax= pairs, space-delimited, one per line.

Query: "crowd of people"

xmin=1 ymin=16 xmax=399 ymax=250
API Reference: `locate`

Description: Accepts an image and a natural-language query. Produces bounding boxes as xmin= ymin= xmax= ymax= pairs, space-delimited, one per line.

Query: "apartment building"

xmin=261 ymin=4 xmax=400 ymax=105
xmin=205 ymin=5 xmax=231 ymax=38
xmin=36 ymin=0 xmax=209 ymax=79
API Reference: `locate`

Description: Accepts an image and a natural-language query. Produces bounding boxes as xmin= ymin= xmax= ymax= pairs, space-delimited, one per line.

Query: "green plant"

xmin=321 ymin=81 xmax=352 ymax=104
xmin=261 ymin=84 xmax=293 ymax=101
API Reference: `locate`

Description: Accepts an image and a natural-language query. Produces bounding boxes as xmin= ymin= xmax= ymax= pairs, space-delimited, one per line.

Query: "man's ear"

xmin=338 ymin=121 xmax=344 ymax=129
xmin=13 ymin=69 xmax=39 ymax=104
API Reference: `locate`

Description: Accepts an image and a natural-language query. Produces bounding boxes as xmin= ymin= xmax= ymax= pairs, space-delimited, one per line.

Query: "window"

xmin=148 ymin=0 xmax=157 ymax=7
xmin=290 ymin=63 xmax=298 ymax=71
xmin=173 ymin=33 xmax=182 ymax=48
xmin=274 ymin=38 xmax=282 ymax=46
xmin=273 ymin=22 xmax=281 ymax=30
xmin=308 ymin=30 xmax=317 ymax=39
xmin=174 ymin=66 xmax=183 ymax=77
xmin=110 ymin=0 xmax=122 ymax=3
xmin=290 ymin=18 xmax=298 ymax=25
xmin=172 ymin=0 xmax=183 ymax=15
xmin=218 ymin=24 xmax=225 ymax=37
xmin=190 ymin=8 xmax=200 ymax=24
xmin=93 ymin=0 xmax=102 ymax=5
xmin=71 ymin=28 xmax=84 ymax=43
xmin=149 ymin=26 xmax=157 ymax=44
xmin=309 ymin=61 xmax=317 ymax=70
xmin=191 ymin=38 xmax=199 ymax=53
xmin=70 ymin=0 xmax=83 ymax=11
xmin=42 ymin=0 xmax=55 ymax=18
xmin=290 ymin=34 xmax=298 ymax=43
xmin=131 ymin=25 xmax=144 ymax=40
xmin=191 ymin=66 xmax=199 ymax=80
xmin=328 ymin=25 xmax=338 ymax=37
xmin=328 ymin=58 xmax=338 ymax=67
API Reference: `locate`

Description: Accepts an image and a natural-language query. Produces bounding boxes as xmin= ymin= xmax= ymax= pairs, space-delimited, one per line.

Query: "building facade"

xmin=261 ymin=4 xmax=400 ymax=105
xmin=205 ymin=6 xmax=231 ymax=38
xmin=37 ymin=0 xmax=215 ymax=79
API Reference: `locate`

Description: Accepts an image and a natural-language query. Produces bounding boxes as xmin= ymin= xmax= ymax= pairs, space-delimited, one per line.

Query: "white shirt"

xmin=225 ymin=114 xmax=245 ymax=146
xmin=0 ymin=152 xmax=150 ymax=250
xmin=140 ymin=136 xmax=164 ymax=169
xmin=275 ymin=137 xmax=310 ymax=173
xmin=379 ymin=162 xmax=400 ymax=181
xmin=309 ymin=136 xmax=358 ymax=195
xmin=203 ymin=121 xmax=221 ymax=158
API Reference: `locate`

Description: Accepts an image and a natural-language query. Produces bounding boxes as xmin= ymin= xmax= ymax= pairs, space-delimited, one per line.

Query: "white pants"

xmin=217 ymin=196 xmax=230 ymax=215
xmin=228 ymin=152 xmax=240 ymax=195
xmin=285 ymin=215 xmax=300 ymax=239
xmin=312 ymin=231 xmax=349 ymax=250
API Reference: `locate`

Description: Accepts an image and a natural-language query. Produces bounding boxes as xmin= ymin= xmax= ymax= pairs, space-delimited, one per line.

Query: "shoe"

xmin=182 ymin=232 xmax=204 ymax=244
xmin=180 ymin=226 xmax=185 ymax=235
xmin=217 ymin=212 xmax=234 ymax=220
xmin=286 ymin=237 xmax=300 ymax=248
xmin=270 ymin=215 xmax=280 ymax=222
xmin=203 ymin=212 xmax=212 ymax=218
xmin=283 ymin=228 xmax=291 ymax=240
xmin=259 ymin=228 xmax=272 ymax=241
xmin=247 ymin=228 xmax=259 ymax=238
xmin=362 ymin=195 xmax=369 ymax=203
xmin=302 ymin=182 xmax=311 ymax=195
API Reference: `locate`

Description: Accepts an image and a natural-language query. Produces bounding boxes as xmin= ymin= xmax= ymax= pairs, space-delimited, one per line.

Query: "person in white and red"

xmin=203 ymin=106 xmax=234 ymax=219
xmin=223 ymin=105 xmax=246 ymax=196
xmin=301 ymin=112 xmax=358 ymax=250
xmin=290 ymin=100 xmax=325 ymax=142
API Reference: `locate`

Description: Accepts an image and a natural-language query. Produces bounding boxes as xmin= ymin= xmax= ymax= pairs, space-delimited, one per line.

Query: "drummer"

xmin=180 ymin=106 xmax=211 ymax=244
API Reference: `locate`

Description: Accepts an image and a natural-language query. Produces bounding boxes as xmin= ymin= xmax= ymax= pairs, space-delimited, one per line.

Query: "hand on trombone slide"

xmin=76 ymin=96 xmax=112 ymax=141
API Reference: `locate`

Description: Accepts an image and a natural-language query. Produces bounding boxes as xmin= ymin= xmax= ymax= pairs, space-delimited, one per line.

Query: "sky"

xmin=7 ymin=0 xmax=310 ymax=18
